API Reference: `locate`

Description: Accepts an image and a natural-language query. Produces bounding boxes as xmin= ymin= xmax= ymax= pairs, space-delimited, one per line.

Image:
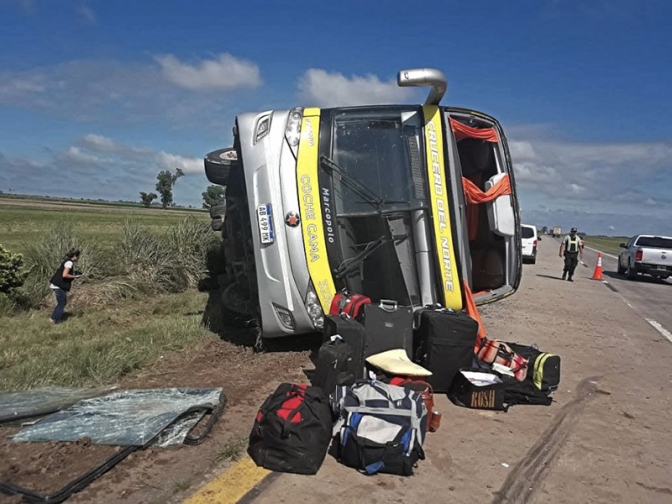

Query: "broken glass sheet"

xmin=12 ymin=387 xmax=222 ymax=447
xmin=0 ymin=386 xmax=118 ymax=424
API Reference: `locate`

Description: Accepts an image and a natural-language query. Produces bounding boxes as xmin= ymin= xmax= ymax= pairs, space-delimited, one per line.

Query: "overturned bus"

xmin=204 ymin=68 xmax=522 ymax=341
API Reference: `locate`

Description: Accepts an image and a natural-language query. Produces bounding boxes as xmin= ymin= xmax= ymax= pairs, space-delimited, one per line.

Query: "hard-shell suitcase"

xmin=323 ymin=315 xmax=367 ymax=380
xmin=414 ymin=309 xmax=479 ymax=393
xmin=357 ymin=300 xmax=413 ymax=358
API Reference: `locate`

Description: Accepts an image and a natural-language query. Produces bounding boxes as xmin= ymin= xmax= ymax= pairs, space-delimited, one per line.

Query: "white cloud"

xmin=609 ymin=225 xmax=616 ymax=230
xmin=78 ymin=134 xmax=150 ymax=157
xmin=513 ymin=133 xmax=672 ymax=234
xmin=156 ymin=53 xmax=261 ymax=91
xmin=0 ymin=57 xmax=249 ymax=127
xmin=569 ymin=183 xmax=586 ymax=194
xmin=155 ymin=151 xmax=202 ymax=174
xmin=58 ymin=146 xmax=112 ymax=166
xmin=77 ymin=3 xmax=96 ymax=24
xmin=80 ymin=134 xmax=116 ymax=151
xmin=511 ymin=137 xmax=672 ymax=200
xmin=0 ymin=77 xmax=46 ymax=101
xmin=298 ymin=69 xmax=414 ymax=107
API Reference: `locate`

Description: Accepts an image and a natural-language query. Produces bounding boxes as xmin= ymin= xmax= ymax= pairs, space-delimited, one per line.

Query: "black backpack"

xmin=248 ymin=383 xmax=333 ymax=475
xmin=312 ymin=337 xmax=358 ymax=396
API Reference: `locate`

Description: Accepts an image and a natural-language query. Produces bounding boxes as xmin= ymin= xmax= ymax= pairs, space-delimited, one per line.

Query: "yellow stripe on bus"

xmin=422 ymin=105 xmax=463 ymax=310
xmin=296 ymin=108 xmax=336 ymax=311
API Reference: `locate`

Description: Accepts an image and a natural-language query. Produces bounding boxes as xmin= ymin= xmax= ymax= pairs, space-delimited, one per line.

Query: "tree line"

xmin=139 ymin=168 xmax=225 ymax=209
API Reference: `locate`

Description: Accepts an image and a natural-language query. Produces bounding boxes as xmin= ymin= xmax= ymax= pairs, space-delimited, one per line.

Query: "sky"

xmin=1 ymin=0 xmax=671 ymax=236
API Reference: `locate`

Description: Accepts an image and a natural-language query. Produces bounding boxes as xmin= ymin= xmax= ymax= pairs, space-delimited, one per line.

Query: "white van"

xmin=521 ymin=224 xmax=538 ymax=264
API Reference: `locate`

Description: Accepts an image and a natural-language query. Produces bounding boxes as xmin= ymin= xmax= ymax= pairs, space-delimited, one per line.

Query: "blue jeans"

xmin=51 ymin=288 xmax=67 ymax=322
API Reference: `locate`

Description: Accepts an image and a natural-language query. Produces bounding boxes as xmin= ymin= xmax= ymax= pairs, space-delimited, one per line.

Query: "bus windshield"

xmin=321 ymin=108 xmax=430 ymax=305
xmin=329 ymin=108 xmax=428 ymax=216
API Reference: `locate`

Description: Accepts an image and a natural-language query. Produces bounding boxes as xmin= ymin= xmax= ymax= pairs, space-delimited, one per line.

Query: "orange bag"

xmin=476 ymin=339 xmax=528 ymax=382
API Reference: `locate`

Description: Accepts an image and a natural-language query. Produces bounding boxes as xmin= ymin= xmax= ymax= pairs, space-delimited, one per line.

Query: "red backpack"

xmin=329 ymin=291 xmax=371 ymax=319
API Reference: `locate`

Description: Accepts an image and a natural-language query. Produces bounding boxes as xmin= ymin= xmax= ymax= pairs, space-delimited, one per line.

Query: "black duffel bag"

xmin=248 ymin=383 xmax=333 ymax=475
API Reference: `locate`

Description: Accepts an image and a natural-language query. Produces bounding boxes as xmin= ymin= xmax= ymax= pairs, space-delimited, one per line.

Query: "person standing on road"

xmin=559 ymin=228 xmax=583 ymax=282
xmin=49 ymin=249 xmax=82 ymax=324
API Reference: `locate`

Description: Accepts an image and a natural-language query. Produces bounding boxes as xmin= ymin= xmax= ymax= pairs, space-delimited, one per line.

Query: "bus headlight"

xmin=305 ymin=287 xmax=324 ymax=330
xmin=284 ymin=107 xmax=303 ymax=158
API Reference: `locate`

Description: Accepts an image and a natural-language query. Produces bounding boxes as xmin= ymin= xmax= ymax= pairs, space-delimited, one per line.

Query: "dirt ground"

xmin=2 ymin=239 xmax=672 ymax=504
xmin=0 ymin=329 xmax=317 ymax=504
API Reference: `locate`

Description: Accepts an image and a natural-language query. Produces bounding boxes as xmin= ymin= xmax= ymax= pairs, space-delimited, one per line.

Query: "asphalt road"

xmin=576 ymin=243 xmax=672 ymax=341
xmin=243 ymin=239 xmax=672 ymax=504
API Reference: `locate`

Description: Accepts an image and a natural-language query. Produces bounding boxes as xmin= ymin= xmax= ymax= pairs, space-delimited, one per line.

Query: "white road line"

xmin=584 ymin=246 xmax=618 ymax=260
xmin=645 ymin=318 xmax=672 ymax=344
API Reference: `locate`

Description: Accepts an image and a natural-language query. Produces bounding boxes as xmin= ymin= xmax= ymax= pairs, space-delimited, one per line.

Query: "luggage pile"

xmin=248 ymin=290 xmax=561 ymax=476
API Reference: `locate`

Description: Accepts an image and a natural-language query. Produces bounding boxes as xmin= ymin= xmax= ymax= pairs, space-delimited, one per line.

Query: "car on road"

xmin=617 ymin=234 xmax=672 ymax=280
xmin=521 ymin=224 xmax=538 ymax=264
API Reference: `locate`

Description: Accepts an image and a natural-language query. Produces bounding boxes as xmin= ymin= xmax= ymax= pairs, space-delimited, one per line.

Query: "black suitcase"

xmin=312 ymin=337 xmax=357 ymax=394
xmin=414 ymin=309 xmax=479 ymax=393
xmin=323 ymin=315 xmax=367 ymax=380
xmin=357 ymin=300 xmax=413 ymax=358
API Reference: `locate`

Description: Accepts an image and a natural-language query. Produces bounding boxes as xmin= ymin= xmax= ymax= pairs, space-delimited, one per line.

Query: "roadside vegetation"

xmin=0 ymin=291 xmax=216 ymax=391
xmin=0 ymin=202 xmax=225 ymax=392
xmin=584 ymin=235 xmax=628 ymax=255
xmin=0 ymin=198 xmax=203 ymax=253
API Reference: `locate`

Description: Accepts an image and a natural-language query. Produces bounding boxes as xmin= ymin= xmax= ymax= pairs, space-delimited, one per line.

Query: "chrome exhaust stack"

xmin=397 ymin=68 xmax=447 ymax=106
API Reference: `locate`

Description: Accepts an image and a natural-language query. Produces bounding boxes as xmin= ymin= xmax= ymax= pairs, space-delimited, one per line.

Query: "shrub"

xmin=0 ymin=243 xmax=28 ymax=295
xmin=7 ymin=217 xmax=219 ymax=312
xmin=120 ymin=217 xmax=219 ymax=294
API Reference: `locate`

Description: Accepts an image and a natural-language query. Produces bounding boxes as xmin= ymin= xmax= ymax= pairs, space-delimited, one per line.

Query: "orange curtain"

xmin=465 ymin=173 xmax=481 ymax=242
xmin=462 ymin=174 xmax=511 ymax=205
xmin=463 ymin=280 xmax=487 ymax=349
xmin=450 ymin=118 xmax=499 ymax=142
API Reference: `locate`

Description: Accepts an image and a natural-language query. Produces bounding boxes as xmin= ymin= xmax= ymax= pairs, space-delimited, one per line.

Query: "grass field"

xmin=0 ymin=197 xmax=208 ymax=253
xmin=0 ymin=197 xmax=221 ymax=392
xmin=0 ymin=291 xmax=215 ymax=392
xmin=583 ymin=236 xmax=628 ymax=255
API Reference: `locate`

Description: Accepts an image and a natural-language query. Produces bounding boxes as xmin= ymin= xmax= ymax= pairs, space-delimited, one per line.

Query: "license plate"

xmin=257 ymin=204 xmax=275 ymax=244
xmin=657 ymin=265 xmax=667 ymax=271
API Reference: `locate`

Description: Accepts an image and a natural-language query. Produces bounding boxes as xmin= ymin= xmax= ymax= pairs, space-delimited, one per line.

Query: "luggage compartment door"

xmin=444 ymin=108 xmax=522 ymax=305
